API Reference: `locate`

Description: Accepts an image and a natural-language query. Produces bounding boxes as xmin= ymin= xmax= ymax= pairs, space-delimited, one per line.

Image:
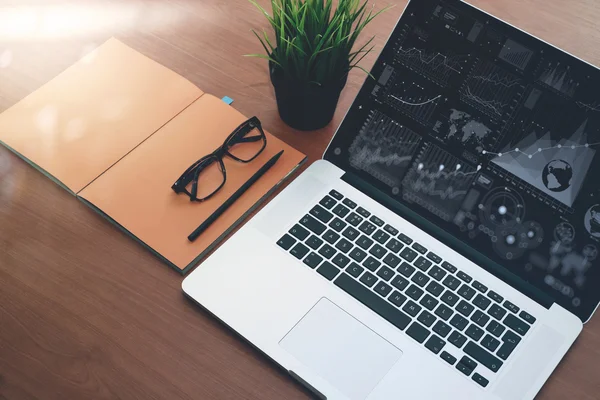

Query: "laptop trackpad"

xmin=280 ymin=298 xmax=402 ymax=400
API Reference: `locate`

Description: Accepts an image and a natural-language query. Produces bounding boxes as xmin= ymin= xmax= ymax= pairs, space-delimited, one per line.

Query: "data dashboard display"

xmin=326 ymin=0 xmax=600 ymax=320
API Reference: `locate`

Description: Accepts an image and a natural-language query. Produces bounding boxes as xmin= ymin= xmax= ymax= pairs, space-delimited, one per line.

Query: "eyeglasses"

xmin=172 ymin=116 xmax=267 ymax=202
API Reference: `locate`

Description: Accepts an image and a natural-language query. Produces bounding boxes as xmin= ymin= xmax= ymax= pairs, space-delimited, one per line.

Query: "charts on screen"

xmin=402 ymin=143 xmax=480 ymax=221
xmin=348 ymin=110 xmax=422 ymax=187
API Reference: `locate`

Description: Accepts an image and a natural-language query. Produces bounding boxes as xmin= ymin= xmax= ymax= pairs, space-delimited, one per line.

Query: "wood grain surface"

xmin=1 ymin=1 xmax=600 ymax=399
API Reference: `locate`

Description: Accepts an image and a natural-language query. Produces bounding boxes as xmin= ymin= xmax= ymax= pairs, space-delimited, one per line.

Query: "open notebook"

xmin=0 ymin=38 xmax=306 ymax=274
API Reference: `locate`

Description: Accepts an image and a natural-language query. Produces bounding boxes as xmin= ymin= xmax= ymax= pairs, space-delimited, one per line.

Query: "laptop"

xmin=183 ymin=0 xmax=600 ymax=398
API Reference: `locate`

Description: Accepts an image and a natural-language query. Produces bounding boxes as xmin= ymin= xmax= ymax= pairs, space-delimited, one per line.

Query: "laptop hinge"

xmin=341 ymin=171 xmax=554 ymax=310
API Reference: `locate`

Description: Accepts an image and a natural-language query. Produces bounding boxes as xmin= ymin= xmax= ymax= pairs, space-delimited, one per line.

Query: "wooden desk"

xmin=1 ymin=1 xmax=599 ymax=399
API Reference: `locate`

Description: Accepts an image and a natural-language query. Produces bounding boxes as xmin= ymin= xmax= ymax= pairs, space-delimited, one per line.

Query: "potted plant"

xmin=248 ymin=0 xmax=389 ymax=131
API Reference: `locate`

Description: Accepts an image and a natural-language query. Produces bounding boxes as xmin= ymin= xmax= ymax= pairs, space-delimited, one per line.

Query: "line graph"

xmin=394 ymin=46 xmax=468 ymax=86
xmin=402 ymin=143 xmax=480 ymax=221
xmin=460 ymin=60 xmax=525 ymax=120
xmin=483 ymin=141 xmax=600 ymax=158
xmin=349 ymin=110 xmax=422 ymax=187
xmin=576 ymin=101 xmax=600 ymax=112
xmin=378 ymin=70 xmax=443 ymax=125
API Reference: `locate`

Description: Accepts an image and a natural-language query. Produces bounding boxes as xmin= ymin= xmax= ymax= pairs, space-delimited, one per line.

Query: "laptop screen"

xmin=325 ymin=0 xmax=600 ymax=321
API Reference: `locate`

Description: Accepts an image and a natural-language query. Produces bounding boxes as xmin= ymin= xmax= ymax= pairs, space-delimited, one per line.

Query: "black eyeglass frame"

xmin=171 ymin=116 xmax=267 ymax=202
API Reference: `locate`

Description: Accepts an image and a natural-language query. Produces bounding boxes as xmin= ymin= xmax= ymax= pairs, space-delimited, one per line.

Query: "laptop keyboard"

xmin=277 ymin=190 xmax=537 ymax=389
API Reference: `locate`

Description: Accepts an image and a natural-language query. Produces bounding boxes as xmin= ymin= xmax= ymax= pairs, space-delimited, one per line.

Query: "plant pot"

xmin=270 ymin=61 xmax=348 ymax=131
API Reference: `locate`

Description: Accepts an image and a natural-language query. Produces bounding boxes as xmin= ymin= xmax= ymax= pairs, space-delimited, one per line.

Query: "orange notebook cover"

xmin=0 ymin=38 xmax=306 ymax=274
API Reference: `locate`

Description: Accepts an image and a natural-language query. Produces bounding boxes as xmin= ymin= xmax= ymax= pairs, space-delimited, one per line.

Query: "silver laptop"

xmin=183 ymin=0 xmax=600 ymax=398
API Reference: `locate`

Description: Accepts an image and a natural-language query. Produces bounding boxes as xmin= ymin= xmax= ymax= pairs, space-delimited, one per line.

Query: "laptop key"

xmin=420 ymin=294 xmax=439 ymax=311
xmin=486 ymin=321 xmax=506 ymax=338
xmin=385 ymin=238 xmax=404 ymax=253
xmin=414 ymin=256 xmax=432 ymax=271
xmin=277 ymin=234 xmax=296 ymax=250
xmin=412 ymin=243 xmax=427 ymax=254
xmin=370 ymin=215 xmax=385 ymax=226
xmin=403 ymin=300 xmax=422 ymax=317
xmin=305 ymin=235 xmax=323 ymax=250
xmin=433 ymin=321 xmax=452 ymax=338
xmin=359 ymin=271 xmax=377 ymax=288
xmin=504 ymin=314 xmax=529 ymax=335
xmin=400 ymin=247 xmax=418 ymax=262
xmin=411 ymin=271 xmax=430 ymax=287
xmin=383 ymin=253 xmax=401 ymax=268
xmin=317 ymin=262 xmax=340 ymax=281
xmin=488 ymin=290 xmax=504 ymax=303
xmin=349 ymin=248 xmax=367 ymax=262
xmin=369 ymin=244 xmax=387 ymax=259
xmin=359 ymin=221 xmax=377 ymax=236
xmin=289 ymin=224 xmax=310 ymax=240
xmin=376 ymin=266 xmax=394 ymax=281
xmin=497 ymin=331 xmax=521 ymax=360
xmin=329 ymin=189 xmax=343 ymax=200
xmin=440 ymin=351 xmax=457 ymax=365
xmin=440 ymin=261 xmax=457 ymax=273
xmin=519 ymin=311 xmax=536 ymax=324
xmin=373 ymin=230 xmax=390 ymax=244
xmin=426 ymin=252 xmax=442 ymax=264
xmin=473 ymin=294 xmax=492 ymax=310
xmin=448 ymin=331 xmax=467 ymax=348
xmin=363 ymin=256 xmax=381 ymax=272
xmin=332 ymin=253 xmax=350 ymax=269
xmin=456 ymin=362 xmax=472 ymax=376
xmin=418 ymin=310 xmax=436 ymax=327
xmin=356 ymin=206 xmax=370 ymax=218
xmin=434 ymin=304 xmax=453 ymax=321
xmin=488 ymin=304 xmax=507 ymax=320
xmin=441 ymin=291 xmax=459 ymax=307
xmin=426 ymin=281 xmax=445 ymax=297
xmin=425 ymin=334 xmax=446 ymax=354
xmin=397 ymin=262 xmax=415 ymax=277
xmin=303 ymin=252 xmax=323 ymax=269
xmin=391 ymin=275 xmax=410 ymax=291
xmin=318 ymin=243 xmax=337 ymax=259
xmin=356 ymin=235 xmax=374 ymax=250
xmin=384 ymin=224 xmax=399 ymax=236
xmin=374 ymin=281 xmax=392 ymax=297
xmin=342 ymin=198 xmax=357 ymax=209
xmin=334 ymin=273 xmax=411 ymax=330
xmin=329 ymin=217 xmax=347 ymax=232
xmin=428 ymin=265 xmax=446 ymax=281
xmin=406 ymin=322 xmax=431 ymax=343
xmin=461 ymin=356 xmax=478 ymax=371
xmin=456 ymin=300 xmax=475 ymax=317
xmin=389 ymin=290 xmax=407 ymax=307
xmin=406 ymin=284 xmax=424 ymax=301
xmin=472 ymin=281 xmax=488 ymax=293
xmin=290 ymin=243 xmax=310 ymax=259
xmin=335 ymin=238 xmax=353 ymax=253
xmin=300 ymin=215 xmax=326 ymax=235
xmin=471 ymin=310 xmax=490 ymax=327
xmin=398 ymin=233 xmax=413 ymax=245
xmin=332 ymin=203 xmax=350 ymax=218
xmin=503 ymin=300 xmax=520 ymax=314
xmin=323 ymin=230 xmax=340 ymax=244
xmin=442 ymin=275 xmax=461 ymax=290
xmin=342 ymin=226 xmax=360 ymax=241
xmin=319 ymin=195 xmax=337 ymax=209
xmin=472 ymin=373 xmax=489 ymax=388
xmin=310 ymin=204 xmax=334 ymax=223
xmin=465 ymin=324 xmax=484 ymax=341
xmin=450 ymin=314 xmax=469 ymax=331
xmin=345 ymin=212 xmax=363 ymax=226
xmin=457 ymin=284 xmax=476 ymax=300
xmin=464 ymin=342 xmax=503 ymax=373
xmin=481 ymin=334 xmax=501 ymax=352
xmin=457 ymin=271 xmax=472 ymax=283
xmin=346 ymin=262 xmax=364 ymax=278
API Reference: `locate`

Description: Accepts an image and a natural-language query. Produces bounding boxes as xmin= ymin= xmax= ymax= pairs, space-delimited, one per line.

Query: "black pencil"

xmin=187 ymin=150 xmax=285 ymax=242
